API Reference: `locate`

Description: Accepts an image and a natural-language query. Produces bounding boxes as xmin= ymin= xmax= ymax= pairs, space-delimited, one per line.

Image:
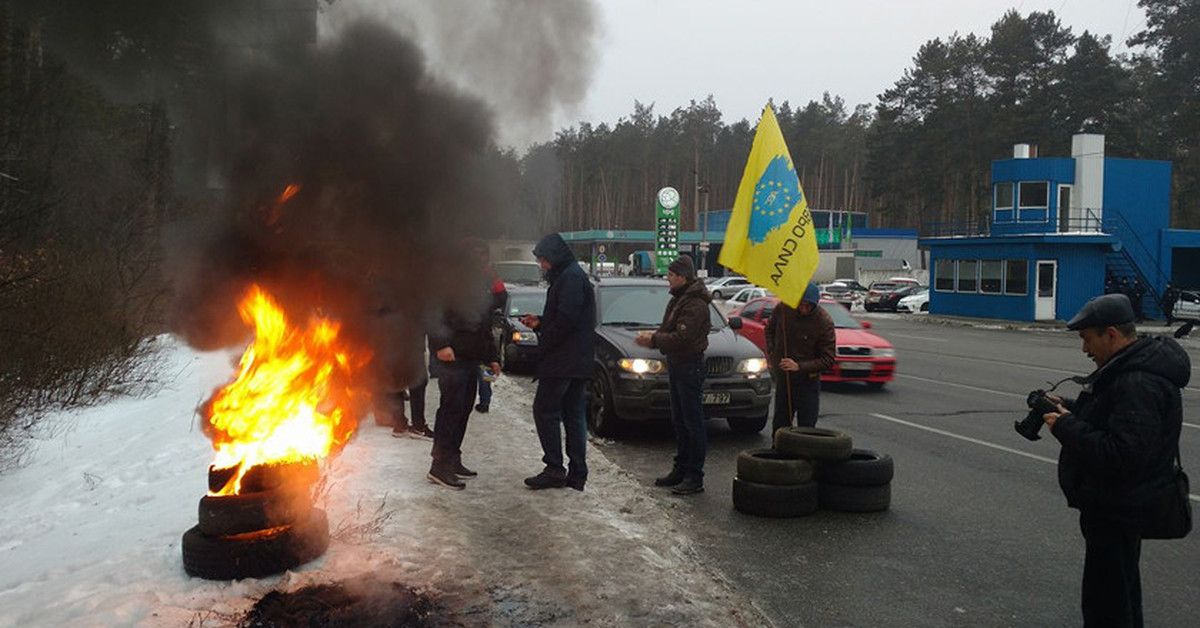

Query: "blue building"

xmin=919 ymin=134 xmax=1200 ymax=322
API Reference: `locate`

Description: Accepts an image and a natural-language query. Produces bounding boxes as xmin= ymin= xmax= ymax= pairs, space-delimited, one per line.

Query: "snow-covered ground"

xmin=0 ymin=337 xmax=767 ymax=627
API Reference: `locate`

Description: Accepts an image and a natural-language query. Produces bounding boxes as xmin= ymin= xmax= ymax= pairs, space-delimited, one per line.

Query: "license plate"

xmin=839 ymin=362 xmax=873 ymax=373
xmin=702 ymin=392 xmax=730 ymax=405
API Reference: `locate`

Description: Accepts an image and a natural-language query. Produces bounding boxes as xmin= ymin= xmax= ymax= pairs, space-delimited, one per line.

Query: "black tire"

xmin=587 ymin=367 xmax=621 ymax=437
xmin=818 ymin=482 xmax=891 ymax=513
xmin=736 ymin=449 xmax=813 ymax=485
xmin=920 ymin=302 xmax=929 ymax=312
xmin=732 ymin=477 xmax=818 ymax=518
xmin=773 ymin=427 xmax=853 ymax=461
xmin=182 ymin=508 xmax=330 ymax=580
xmin=712 ymin=290 xmax=723 ymax=299
xmin=726 ymin=414 xmax=769 ymax=435
xmin=208 ymin=462 xmax=319 ymax=494
xmin=198 ymin=488 xmax=311 ymax=537
xmin=814 ymin=448 xmax=894 ymax=486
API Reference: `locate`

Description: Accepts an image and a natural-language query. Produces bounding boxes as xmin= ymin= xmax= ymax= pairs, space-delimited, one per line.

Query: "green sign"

xmin=654 ymin=187 xmax=680 ymax=275
xmin=854 ymin=250 xmax=882 ymax=257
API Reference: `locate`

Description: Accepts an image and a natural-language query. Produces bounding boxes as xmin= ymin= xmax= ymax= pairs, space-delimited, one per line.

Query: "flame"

xmin=205 ymin=284 xmax=370 ymax=495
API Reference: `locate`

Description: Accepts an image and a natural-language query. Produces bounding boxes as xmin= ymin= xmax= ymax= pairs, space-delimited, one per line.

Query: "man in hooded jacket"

xmin=1044 ymin=293 xmax=1191 ymax=627
xmin=636 ymin=254 xmax=711 ymax=495
xmin=520 ymin=233 xmax=596 ymax=490
xmin=765 ymin=283 xmax=836 ymax=432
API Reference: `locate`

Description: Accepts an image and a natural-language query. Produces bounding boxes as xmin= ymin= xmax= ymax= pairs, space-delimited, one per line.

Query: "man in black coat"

xmin=1043 ymin=293 xmax=1191 ymax=627
xmin=425 ymin=238 xmax=501 ymax=490
xmin=519 ymin=233 xmax=596 ymax=490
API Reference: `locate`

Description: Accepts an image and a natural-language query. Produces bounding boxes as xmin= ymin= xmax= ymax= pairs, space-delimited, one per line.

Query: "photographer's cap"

xmin=1066 ymin=293 xmax=1135 ymax=330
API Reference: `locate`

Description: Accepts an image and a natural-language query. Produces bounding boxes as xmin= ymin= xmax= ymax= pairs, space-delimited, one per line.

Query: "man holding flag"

xmin=719 ymin=103 xmax=830 ymax=432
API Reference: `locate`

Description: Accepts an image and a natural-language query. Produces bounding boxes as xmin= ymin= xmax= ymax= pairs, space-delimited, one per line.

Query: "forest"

xmin=1 ymin=1 xmax=1198 ymax=438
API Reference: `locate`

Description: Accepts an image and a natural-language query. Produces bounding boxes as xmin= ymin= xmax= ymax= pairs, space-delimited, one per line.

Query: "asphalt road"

xmin=575 ymin=315 xmax=1200 ymax=627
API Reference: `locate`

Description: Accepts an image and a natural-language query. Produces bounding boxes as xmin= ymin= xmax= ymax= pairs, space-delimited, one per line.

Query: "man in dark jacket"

xmin=636 ymin=254 xmax=711 ymax=495
xmin=426 ymin=238 xmax=501 ymax=490
xmin=519 ymin=233 xmax=596 ymax=490
xmin=1044 ymin=293 xmax=1191 ymax=627
xmin=765 ymin=283 xmax=836 ymax=432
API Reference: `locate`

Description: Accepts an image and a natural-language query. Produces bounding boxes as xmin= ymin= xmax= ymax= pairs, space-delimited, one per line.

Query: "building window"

xmin=980 ymin=260 xmax=1003 ymax=294
xmin=1018 ymin=181 xmax=1049 ymax=208
xmin=935 ymin=259 xmax=955 ymax=291
xmin=957 ymin=260 xmax=978 ymax=292
xmin=1005 ymin=260 xmax=1028 ymax=295
xmin=995 ymin=182 xmax=1014 ymax=209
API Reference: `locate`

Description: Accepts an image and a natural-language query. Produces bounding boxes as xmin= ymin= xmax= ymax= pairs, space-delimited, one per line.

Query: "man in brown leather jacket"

xmin=636 ymin=254 xmax=712 ymax=494
xmin=765 ymin=283 xmax=836 ymax=432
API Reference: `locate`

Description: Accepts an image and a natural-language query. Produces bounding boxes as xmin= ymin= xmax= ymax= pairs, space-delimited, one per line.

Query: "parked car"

xmin=727 ymin=297 xmax=896 ymax=387
xmin=870 ymin=284 xmax=926 ymax=313
xmin=820 ymin=281 xmax=864 ymax=310
xmin=864 ymin=280 xmax=923 ymax=312
xmin=705 ymin=275 xmax=752 ymax=299
xmin=833 ymin=278 xmax=868 ymax=292
xmin=494 ymin=260 xmax=544 ymax=286
xmin=726 ymin=286 xmax=773 ymax=307
xmin=588 ymin=277 xmax=772 ymax=436
xmin=1172 ymin=289 xmax=1200 ymax=322
xmin=896 ymin=288 xmax=930 ymax=313
xmin=496 ymin=285 xmax=548 ymax=372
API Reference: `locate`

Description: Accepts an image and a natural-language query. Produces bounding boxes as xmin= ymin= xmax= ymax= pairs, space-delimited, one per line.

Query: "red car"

xmin=727 ymin=297 xmax=896 ymax=387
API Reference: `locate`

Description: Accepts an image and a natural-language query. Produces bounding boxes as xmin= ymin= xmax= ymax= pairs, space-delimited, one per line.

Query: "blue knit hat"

xmin=801 ymin=282 xmax=820 ymax=305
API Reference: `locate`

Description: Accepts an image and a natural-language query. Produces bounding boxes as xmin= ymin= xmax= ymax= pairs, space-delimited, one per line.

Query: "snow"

xmin=0 ymin=336 xmax=766 ymax=627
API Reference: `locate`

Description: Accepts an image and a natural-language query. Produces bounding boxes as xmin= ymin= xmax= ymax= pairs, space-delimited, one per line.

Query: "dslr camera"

xmin=1014 ymin=390 xmax=1061 ymax=441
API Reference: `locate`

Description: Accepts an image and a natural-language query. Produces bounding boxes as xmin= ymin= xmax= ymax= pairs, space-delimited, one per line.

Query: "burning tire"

xmin=773 ymin=427 xmax=853 ymax=461
xmin=197 ymin=488 xmax=311 ymax=537
xmin=208 ymin=462 xmax=320 ymax=494
xmin=735 ymin=449 xmax=813 ymax=485
xmin=182 ymin=508 xmax=330 ymax=580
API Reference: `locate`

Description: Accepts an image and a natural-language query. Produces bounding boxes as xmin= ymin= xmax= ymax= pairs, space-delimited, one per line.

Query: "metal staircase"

xmin=1101 ymin=210 xmax=1170 ymax=320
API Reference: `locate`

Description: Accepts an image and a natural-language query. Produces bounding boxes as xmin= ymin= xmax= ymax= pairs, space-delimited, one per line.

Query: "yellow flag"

xmin=718 ymin=104 xmax=818 ymax=308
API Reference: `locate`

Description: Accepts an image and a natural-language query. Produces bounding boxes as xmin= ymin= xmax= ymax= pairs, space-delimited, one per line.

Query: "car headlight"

xmin=735 ymin=357 xmax=769 ymax=374
xmin=874 ymin=348 xmax=895 ymax=357
xmin=512 ymin=331 xmax=537 ymax=344
xmin=618 ymin=358 xmax=665 ymax=375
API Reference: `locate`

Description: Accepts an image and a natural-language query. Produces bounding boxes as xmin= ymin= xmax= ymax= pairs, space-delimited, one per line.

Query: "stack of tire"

xmin=182 ymin=462 xmax=329 ymax=580
xmin=733 ymin=427 xmax=893 ymax=517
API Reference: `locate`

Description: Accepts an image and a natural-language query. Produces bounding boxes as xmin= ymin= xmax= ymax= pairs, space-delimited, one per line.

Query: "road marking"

xmin=887 ymin=333 xmax=949 ymax=343
xmin=895 ymin=373 xmax=1200 ymax=430
xmin=870 ymin=412 xmax=1200 ymax=502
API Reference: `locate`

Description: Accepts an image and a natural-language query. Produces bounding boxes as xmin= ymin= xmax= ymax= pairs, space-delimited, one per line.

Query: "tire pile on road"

xmin=732 ymin=427 xmax=894 ymax=518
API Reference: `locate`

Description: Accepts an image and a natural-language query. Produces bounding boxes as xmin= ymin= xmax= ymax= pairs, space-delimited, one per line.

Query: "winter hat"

xmin=667 ymin=255 xmax=696 ymax=280
xmin=800 ymin=282 xmax=821 ymax=305
xmin=1067 ymin=293 xmax=1135 ymax=330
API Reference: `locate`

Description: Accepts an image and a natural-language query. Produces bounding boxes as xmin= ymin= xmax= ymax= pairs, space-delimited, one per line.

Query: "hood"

xmin=1093 ymin=335 xmax=1191 ymax=389
xmin=836 ymin=328 xmax=891 ymax=348
xmin=595 ymin=321 xmax=762 ymax=362
xmin=532 ymin=233 xmax=574 ymax=270
xmin=673 ymin=278 xmax=713 ymax=303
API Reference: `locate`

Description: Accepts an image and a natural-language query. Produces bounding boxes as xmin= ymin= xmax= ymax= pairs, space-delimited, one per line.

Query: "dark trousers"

xmin=431 ymin=361 xmax=479 ymax=472
xmin=667 ymin=356 xmax=707 ymax=480
xmin=532 ymin=377 xmax=589 ymax=481
xmin=1079 ymin=510 xmax=1143 ymax=628
xmin=772 ymin=369 xmax=820 ymax=432
xmin=394 ymin=378 xmax=428 ymax=429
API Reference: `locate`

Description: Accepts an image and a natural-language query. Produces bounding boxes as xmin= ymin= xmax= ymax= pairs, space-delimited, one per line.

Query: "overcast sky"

xmin=565 ymin=0 xmax=1148 ymax=131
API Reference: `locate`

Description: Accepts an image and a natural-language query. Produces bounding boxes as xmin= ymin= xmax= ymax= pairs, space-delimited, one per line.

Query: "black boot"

xmin=524 ymin=470 xmax=567 ymax=489
xmin=427 ymin=466 xmax=465 ymax=490
xmin=653 ymin=469 xmax=685 ymax=487
xmin=671 ymin=476 xmax=704 ymax=495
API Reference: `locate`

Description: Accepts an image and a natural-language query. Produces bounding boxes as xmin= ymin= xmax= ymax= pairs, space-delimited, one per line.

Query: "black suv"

xmin=588 ymin=277 xmax=772 ymax=436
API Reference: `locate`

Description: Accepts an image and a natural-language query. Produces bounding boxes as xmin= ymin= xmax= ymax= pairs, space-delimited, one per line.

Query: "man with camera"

xmin=1042 ymin=293 xmax=1190 ymax=627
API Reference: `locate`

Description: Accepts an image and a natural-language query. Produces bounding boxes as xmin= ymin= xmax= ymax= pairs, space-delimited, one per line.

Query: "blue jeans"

xmin=478 ymin=377 xmax=493 ymax=406
xmin=532 ymin=377 xmax=588 ymax=481
xmin=667 ymin=356 xmax=707 ymax=480
xmin=431 ymin=361 xmax=479 ymax=471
